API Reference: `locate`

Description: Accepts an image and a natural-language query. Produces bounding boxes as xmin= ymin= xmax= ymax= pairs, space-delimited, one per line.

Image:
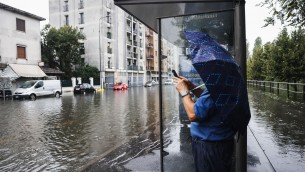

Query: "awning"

xmin=114 ymin=0 xmax=237 ymax=32
xmin=8 ymin=64 xmax=47 ymax=78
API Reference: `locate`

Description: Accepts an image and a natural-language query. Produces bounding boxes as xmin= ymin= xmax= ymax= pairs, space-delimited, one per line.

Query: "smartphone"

xmin=172 ymin=70 xmax=179 ymax=77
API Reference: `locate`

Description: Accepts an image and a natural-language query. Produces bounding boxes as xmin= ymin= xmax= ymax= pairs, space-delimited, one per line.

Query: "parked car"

xmin=152 ymin=80 xmax=159 ymax=85
xmin=164 ymin=79 xmax=173 ymax=85
xmin=113 ymin=83 xmax=128 ymax=90
xmin=73 ymin=83 xmax=96 ymax=94
xmin=144 ymin=81 xmax=153 ymax=87
xmin=13 ymin=80 xmax=62 ymax=100
xmin=0 ymin=89 xmax=12 ymax=98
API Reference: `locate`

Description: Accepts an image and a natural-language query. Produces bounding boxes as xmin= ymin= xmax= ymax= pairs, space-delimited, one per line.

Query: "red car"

xmin=113 ymin=83 xmax=128 ymax=90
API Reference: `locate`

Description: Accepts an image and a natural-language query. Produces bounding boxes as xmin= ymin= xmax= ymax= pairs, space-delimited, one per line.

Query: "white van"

xmin=13 ymin=80 xmax=62 ymax=100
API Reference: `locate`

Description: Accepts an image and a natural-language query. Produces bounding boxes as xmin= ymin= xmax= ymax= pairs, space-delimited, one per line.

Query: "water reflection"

xmin=0 ymin=86 xmax=171 ymax=171
xmin=248 ymin=88 xmax=305 ymax=172
xmin=1 ymin=86 xmax=305 ymax=171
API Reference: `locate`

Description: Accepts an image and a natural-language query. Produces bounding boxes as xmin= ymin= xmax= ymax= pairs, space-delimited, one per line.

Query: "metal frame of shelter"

xmin=114 ymin=0 xmax=247 ymax=171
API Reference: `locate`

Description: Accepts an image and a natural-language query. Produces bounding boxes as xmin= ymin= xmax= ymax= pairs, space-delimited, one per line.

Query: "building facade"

xmin=0 ymin=2 xmax=47 ymax=91
xmin=49 ymin=0 xmax=145 ymax=87
xmin=0 ymin=2 xmax=45 ymax=70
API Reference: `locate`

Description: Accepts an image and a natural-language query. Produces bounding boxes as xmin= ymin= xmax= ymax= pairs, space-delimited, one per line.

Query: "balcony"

xmin=127 ymin=65 xmax=138 ymax=71
xmin=133 ymin=29 xmax=138 ymax=34
xmin=145 ymin=30 xmax=153 ymax=37
xmin=126 ymin=26 xmax=132 ymax=33
xmin=146 ymin=66 xmax=154 ymax=71
xmin=146 ymin=43 xmax=153 ymax=48
xmin=134 ymin=41 xmax=137 ymax=46
xmin=146 ymin=55 xmax=154 ymax=59
xmin=126 ymin=40 xmax=132 ymax=45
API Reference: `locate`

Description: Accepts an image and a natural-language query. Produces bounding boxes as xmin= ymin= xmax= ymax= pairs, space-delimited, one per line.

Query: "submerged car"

xmin=144 ymin=81 xmax=153 ymax=87
xmin=113 ymin=83 xmax=128 ymax=90
xmin=73 ymin=83 xmax=96 ymax=94
xmin=164 ymin=79 xmax=173 ymax=85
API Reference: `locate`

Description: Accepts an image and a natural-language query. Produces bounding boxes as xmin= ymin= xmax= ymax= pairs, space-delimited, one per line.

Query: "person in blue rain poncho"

xmin=173 ymin=32 xmax=250 ymax=172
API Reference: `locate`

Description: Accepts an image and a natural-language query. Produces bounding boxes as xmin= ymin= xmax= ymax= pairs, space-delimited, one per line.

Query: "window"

xmin=65 ymin=15 xmax=69 ymax=25
xmin=64 ymin=1 xmax=69 ymax=12
xmin=80 ymin=43 xmax=85 ymax=55
xmin=16 ymin=18 xmax=25 ymax=32
xmin=106 ymin=12 xmax=111 ymax=24
xmin=17 ymin=45 xmax=26 ymax=59
xmin=79 ymin=0 xmax=84 ymax=9
xmin=79 ymin=13 xmax=84 ymax=24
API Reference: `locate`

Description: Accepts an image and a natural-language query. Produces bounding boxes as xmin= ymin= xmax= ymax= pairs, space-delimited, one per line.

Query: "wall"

xmin=0 ymin=9 xmax=42 ymax=65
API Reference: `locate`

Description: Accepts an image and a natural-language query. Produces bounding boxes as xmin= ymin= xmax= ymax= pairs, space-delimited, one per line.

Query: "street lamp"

xmin=98 ymin=15 xmax=110 ymax=89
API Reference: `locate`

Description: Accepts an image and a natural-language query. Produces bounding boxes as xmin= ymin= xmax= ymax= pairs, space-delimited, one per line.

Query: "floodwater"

xmin=247 ymin=88 xmax=305 ymax=172
xmin=0 ymin=86 xmax=305 ymax=171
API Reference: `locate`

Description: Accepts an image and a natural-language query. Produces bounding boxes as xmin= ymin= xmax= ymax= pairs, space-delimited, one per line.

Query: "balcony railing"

xmin=146 ymin=43 xmax=153 ymax=48
xmin=127 ymin=65 xmax=138 ymax=71
xmin=145 ymin=30 xmax=153 ymax=37
xmin=146 ymin=66 xmax=154 ymax=70
xmin=146 ymin=55 xmax=154 ymax=59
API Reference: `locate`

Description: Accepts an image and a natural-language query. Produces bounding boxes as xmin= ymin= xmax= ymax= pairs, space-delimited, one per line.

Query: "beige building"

xmin=145 ymin=27 xmax=179 ymax=82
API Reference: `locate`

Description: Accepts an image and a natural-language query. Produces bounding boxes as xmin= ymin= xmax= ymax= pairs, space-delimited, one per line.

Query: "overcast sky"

xmin=0 ymin=0 xmax=286 ymax=52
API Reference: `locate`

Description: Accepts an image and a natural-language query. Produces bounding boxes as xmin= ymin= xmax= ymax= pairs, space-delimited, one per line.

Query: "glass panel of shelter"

xmin=160 ymin=10 xmax=235 ymax=170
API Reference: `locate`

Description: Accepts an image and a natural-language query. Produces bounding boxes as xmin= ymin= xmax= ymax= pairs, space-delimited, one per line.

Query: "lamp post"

xmin=98 ymin=15 xmax=110 ymax=89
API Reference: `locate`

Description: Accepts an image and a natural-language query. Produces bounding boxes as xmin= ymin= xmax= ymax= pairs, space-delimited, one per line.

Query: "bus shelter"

xmin=114 ymin=0 xmax=248 ymax=171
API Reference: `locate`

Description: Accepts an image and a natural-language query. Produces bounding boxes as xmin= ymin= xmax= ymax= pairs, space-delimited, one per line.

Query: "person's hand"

xmin=177 ymin=76 xmax=196 ymax=90
xmin=173 ymin=76 xmax=190 ymax=94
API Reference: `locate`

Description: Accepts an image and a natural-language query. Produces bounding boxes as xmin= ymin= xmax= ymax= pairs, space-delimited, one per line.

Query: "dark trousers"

xmin=192 ymin=138 xmax=234 ymax=172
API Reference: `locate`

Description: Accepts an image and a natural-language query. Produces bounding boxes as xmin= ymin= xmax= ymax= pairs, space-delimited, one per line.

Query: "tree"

xmin=271 ymin=28 xmax=291 ymax=81
xmin=41 ymin=25 xmax=85 ymax=78
xmin=249 ymin=37 xmax=265 ymax=80
xmin=74 ymin=64 xmax=99 ymax=80
xmin=261 ymin=0 xmax=305 ymax=27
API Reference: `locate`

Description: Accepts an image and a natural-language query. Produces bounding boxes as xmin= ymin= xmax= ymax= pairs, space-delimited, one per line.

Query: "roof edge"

xmin=0 ymin=2 xmax=45 ymax=21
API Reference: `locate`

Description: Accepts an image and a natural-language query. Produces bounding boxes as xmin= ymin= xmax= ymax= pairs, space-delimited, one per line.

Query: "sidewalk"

xmin=80 ymin=125 xmax=275 ymax=172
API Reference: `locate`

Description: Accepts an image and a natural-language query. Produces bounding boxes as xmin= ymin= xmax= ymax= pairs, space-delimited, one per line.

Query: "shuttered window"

xmin=16 ymin=18 xmax=26 ymax=32
xmin=17 ymin=46 xmax=26 ymax=59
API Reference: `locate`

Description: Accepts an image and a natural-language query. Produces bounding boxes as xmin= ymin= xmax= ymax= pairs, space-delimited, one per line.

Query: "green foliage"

xmin=41 ymin=25 xmax=85 ymax=78
xmin=261 ymin=0 xmax=305 ymax=27
xmin=247 ymin=28 xmax=305 ymax=82
xmin=73 ymin=64 xmax=99 ymax=79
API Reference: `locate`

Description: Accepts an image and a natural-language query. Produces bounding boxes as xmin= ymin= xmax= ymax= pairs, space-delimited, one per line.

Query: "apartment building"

xmin=145 ymin=28 xmax=179 ymax=82
xmin=49 ymin=0 xmax=145 ymax=86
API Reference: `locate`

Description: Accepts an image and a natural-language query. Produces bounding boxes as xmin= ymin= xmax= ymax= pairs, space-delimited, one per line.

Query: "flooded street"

xmin=247 ymin=88 xmax=305 ymax=172
xmin=0 ymin=86 xmax=305 ymax=171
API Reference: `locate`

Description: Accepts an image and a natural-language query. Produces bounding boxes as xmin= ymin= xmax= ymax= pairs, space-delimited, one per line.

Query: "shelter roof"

xmin=114 ymin=0 xmax=241 ymax=32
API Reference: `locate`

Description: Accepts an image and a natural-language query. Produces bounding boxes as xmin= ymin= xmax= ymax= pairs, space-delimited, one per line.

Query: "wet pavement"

xmin=1 ymin=86 xmax=305 ymax=171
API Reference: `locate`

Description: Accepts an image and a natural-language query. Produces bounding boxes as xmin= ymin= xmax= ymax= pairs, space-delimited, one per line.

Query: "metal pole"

xmin=234 ymin=1 xmax=247 ymax=172
xmin=99 ymin=17 xmax=103 ymax=89
xmin=158 ymin=18 xmax=164 ymax=172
